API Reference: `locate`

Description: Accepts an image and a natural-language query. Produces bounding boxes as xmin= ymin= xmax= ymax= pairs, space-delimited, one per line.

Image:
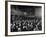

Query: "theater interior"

xmin=11 ymin=5 xmax=42 ymax=32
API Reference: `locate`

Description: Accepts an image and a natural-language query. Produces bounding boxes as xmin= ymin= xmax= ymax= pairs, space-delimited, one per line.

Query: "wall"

xmin=35 ymin=7 xmax=42 ymax=17
xmin=11 ymin=7 xmax=24 ymax=15
xmin=11 ymin=5 xmax=35 ymax=16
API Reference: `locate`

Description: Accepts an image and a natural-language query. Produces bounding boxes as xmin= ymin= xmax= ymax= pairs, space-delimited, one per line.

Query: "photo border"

xmin=5 ymin=1 xmax=45 ymax=36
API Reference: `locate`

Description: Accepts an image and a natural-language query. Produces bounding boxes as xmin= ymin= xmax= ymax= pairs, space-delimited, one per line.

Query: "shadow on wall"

xmin=5 ymin=36 xmax=23 ymax=37
xmin=5 ymin=36 xmax=17 ymax=37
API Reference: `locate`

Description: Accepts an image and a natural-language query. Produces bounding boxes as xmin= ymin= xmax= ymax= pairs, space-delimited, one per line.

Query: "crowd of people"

xmin=11 ymin=15 xmax=42 ymax=32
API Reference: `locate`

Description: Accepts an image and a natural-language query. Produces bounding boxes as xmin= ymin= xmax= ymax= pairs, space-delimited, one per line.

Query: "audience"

xmin=11 ymin=15 xmax=42 ymax=32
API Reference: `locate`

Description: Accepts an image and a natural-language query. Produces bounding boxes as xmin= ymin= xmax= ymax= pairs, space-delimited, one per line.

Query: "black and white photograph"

xmin=11 ymin=5 xmax=42 ymax=32
xmin=6 ymin=1 xmax=45 ymax=35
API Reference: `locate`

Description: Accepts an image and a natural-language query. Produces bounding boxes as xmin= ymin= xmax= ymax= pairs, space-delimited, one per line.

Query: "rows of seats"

xmin=11 ymin=15 xmax=42 ymax=32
